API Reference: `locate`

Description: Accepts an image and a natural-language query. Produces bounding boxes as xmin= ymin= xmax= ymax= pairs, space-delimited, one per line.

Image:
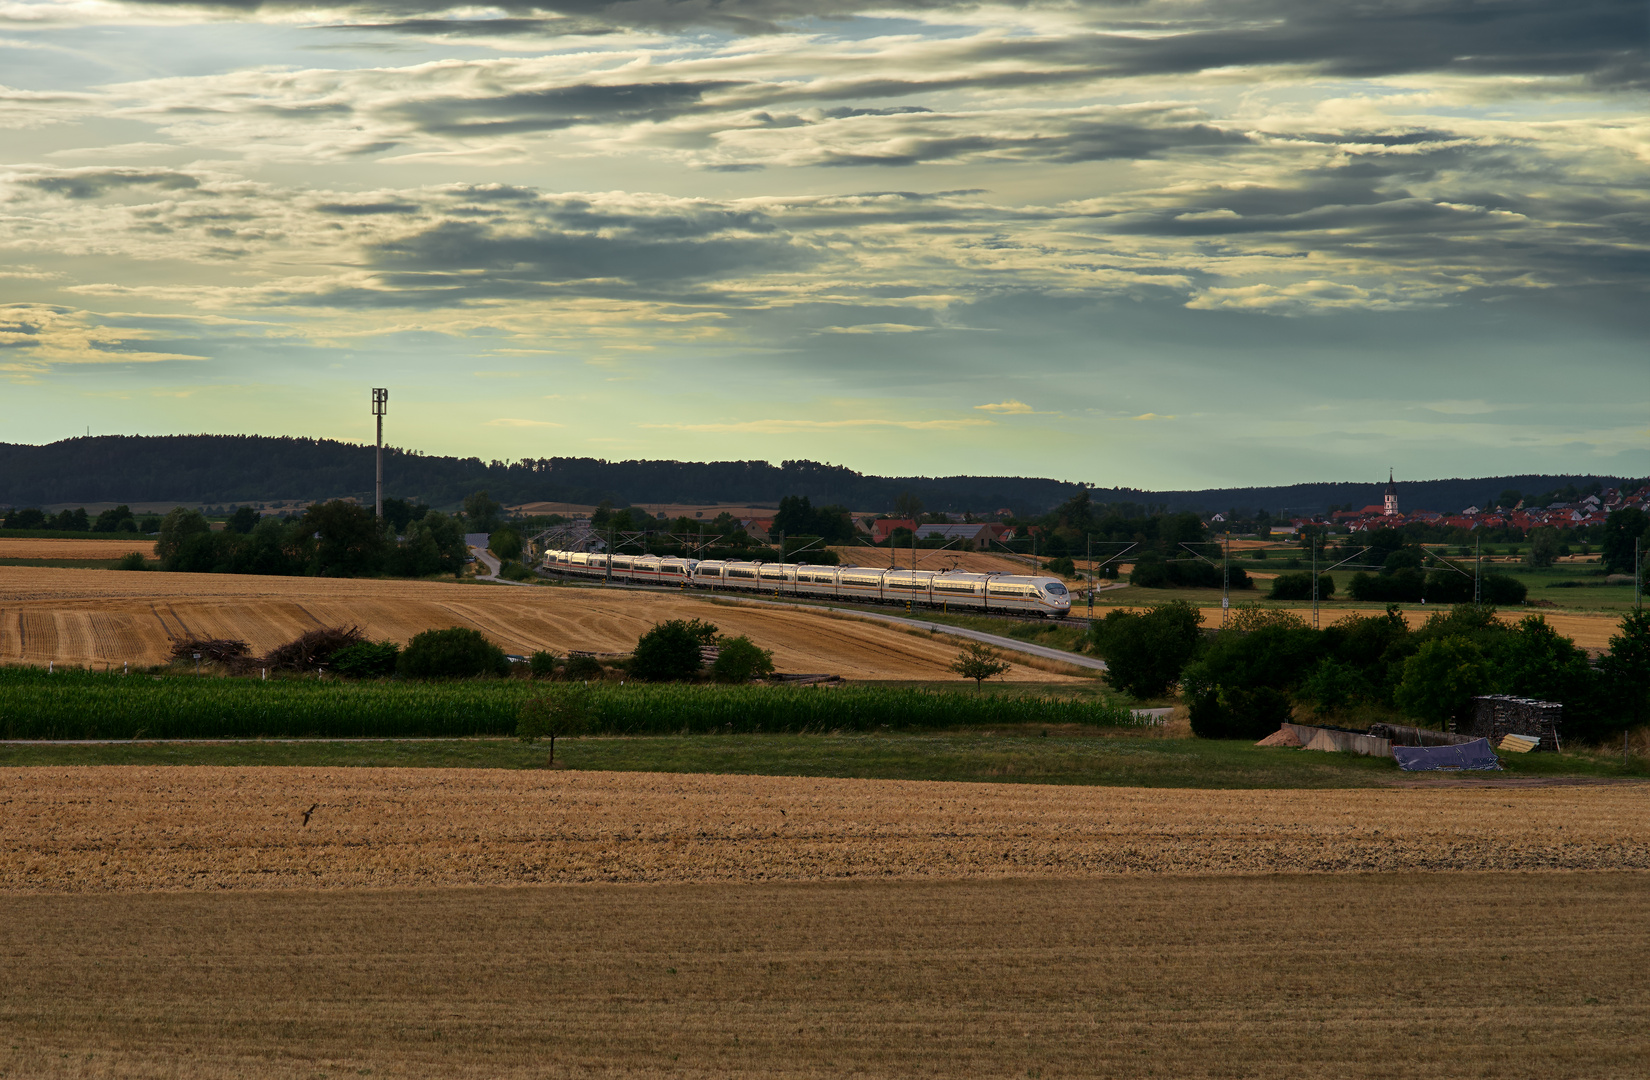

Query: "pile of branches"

xmin=261 ymin=625 xmax=365 ymax=672
xmin=169 ymin=637 xmax=252 ymax=667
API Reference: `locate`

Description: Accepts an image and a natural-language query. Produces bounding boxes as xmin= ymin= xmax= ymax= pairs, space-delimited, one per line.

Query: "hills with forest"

xmin=0 ymin=435 xmax=1636 ymax=519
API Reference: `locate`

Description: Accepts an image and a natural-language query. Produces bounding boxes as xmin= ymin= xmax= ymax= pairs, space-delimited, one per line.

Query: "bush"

xmin=713 ymin=636 xmax=776 ymax=683
xmin=117 ymin=551 xmax=147 ymax=571
xmin=561 ymin=655 xmax=605 ymax=681
xmin=1268 ymin=572 xmax=1334 ymax=601
xmin=329 ymin=640 xmax=401 ymax=679
xmin=1045 ymin=556 xmax=1076 ymax=577
xmin=1090 ymin=601 xmax=1202 ymax=698
xmin=1188 ymin=686 xmax=1293 ymax=739
xmin=498 ymin=560 xmax=535 ymax=581
xmin=1482 ymin=572 xmax=1527 ymax=605
xmin=397 ymin=627 xmax=510 ymax=679
xmin=630 ymin=619 xmax=718 ymax=682
xmin=528 ymin=651 xmax=559 ymax=678
xmin=490 ymin=528 xmax=523 ymax=563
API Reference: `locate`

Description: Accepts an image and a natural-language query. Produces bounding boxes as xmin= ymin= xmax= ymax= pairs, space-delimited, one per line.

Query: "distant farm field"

xmin=0 ymin=566 xmax=1085 ymax=681
xmin=1089 ymin=590 xmax=1624 ymax=648
xmin=0 ymin=537 xmax=153 ymax=560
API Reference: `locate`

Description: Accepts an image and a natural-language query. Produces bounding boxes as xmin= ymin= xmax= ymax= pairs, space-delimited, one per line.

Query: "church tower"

xmin=1384 ymin=470 xmax=1398 ymax=517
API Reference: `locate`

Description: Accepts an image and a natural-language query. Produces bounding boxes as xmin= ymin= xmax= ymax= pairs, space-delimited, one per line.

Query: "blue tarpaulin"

xmin=1393 ymin=738 xmax=1501 ymax=771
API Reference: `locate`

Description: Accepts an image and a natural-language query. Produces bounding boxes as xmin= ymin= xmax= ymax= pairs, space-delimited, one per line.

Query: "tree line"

xmin=1091 ymin=602 xmax=1649 ymax=744
xmin=154 ymin=500 xmax=469 ymax=578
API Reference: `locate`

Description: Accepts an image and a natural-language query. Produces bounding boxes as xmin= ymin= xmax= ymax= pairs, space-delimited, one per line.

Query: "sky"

xmin=0 ymin=0 xmax=1645 ymax=489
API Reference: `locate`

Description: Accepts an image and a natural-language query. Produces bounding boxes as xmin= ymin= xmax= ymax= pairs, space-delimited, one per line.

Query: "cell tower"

xmin=372 ymin=387 xmax=388 ymax=519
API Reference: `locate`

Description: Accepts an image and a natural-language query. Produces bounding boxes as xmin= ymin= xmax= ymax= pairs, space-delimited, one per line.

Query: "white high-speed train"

xmin=540 ymin=549 xmax=1072 ymax=618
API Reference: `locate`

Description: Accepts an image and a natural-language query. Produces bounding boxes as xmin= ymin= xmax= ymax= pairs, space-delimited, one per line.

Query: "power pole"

xmin=1086 ymin=534 xmax=1094 ymax=618
xmin=1310 ymin=526 xmax=1320 ymax=631
xmin=1221 ymin=531 xmax=1231 ymax=628
xmin=605 ymin=527 xmax=613 ymax=584
xmin=1636 ymin=536 xmax=1642 ymax=610
xmin=1474 ymin=532 xmax=1482 ymax=605
xmin=371 ymin=388 xmax=388 ymax=519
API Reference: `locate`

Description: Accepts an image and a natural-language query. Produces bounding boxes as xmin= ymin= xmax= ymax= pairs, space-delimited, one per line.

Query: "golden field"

xmin=1091 ymin=600 xmax=1623 ymax=650
xmin=0 ymin=537 xmax=152 ymax=560
xmin=5 ymin=767 xmax=1647 ymax=893
xmin=0 ymin=565 xmax=1081 ymax=680
xmin=0 ymin=874 xmax=1646 ymax=1078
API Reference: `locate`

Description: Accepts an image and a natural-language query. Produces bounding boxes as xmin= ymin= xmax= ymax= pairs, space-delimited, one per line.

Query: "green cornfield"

xmin=0 ymin=667 xmax=1144 ymax=740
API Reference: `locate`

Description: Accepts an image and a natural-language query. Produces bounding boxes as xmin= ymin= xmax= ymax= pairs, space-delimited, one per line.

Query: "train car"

xmin=538 ymin=549 xmax=1070 ymax=617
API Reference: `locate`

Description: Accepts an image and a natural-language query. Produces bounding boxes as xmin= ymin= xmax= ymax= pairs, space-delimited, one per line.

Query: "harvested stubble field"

xmin=6 ymin=767 xmax=1648 ymax=892
xmin=1095 ymin=598 xmax=1622 ymax=649
xmin=0 ymin=537 xmax=150 ymax=560
xmin=2 ymin=873 xmax=1646 ymax=1079
xmin=0 ymin=566 xmax=1081 ymax=681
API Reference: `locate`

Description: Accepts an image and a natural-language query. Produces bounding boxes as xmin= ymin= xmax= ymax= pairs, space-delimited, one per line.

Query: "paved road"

xmin=467 ymin=539 xmax=533 ymax=586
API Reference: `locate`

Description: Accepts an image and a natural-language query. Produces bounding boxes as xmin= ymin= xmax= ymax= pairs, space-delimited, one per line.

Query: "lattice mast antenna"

xmin=371 ymin=388 xmax=388 ymax=520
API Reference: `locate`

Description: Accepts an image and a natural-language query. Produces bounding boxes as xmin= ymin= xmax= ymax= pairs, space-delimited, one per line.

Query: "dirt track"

xmin=0 ymin=566 xmax=1080 ymax=680
xmin=5 ymin=766 xmax=1646 ymax=893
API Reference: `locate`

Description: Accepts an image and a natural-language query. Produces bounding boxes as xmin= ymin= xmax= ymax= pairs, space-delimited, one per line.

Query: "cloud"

xmin=816 ymin=323 xmax=931 ymax=334
xmin=16 ymin=168 xmax=200 ymax=200
xmin=974 ymin=400 xmax=1035 ymax=414
xmin=0 ymin=304 xmax=208 ymax=377
xmin=484 ymin=417 xmax=562 ymax=426
xmin=1132 ymin=413 xmax=1176 ymax=421
xmin=641 ymin=417 xmax=994 ymax=433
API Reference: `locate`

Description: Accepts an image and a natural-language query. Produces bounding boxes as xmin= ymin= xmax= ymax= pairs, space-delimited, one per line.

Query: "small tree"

xmin=712 ymin=636 xmax=775 ymax=683
xmin=1598 ymin=608 xmax=1650 ymax=736
xmin=1089 ymin=601 xmax=1203 ymax=699
xmin=1394 ymin=636 xmax=1489 ymax=729
xmin=528 ymin=650 xmax=559 ymax=678
xmin=1525 ymin=527 xmax=1560 ymax=569
xmin=630 ymin=619 xmax=718 ymax=682
xmin=950 ymin=641 xmax=1011 ymax=690
xmin=518 ymin=690 xmax=594 ymax=766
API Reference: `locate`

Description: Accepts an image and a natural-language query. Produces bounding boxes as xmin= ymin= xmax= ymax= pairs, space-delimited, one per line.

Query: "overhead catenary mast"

xmin=371 ymin=387 xmax=388 ymax=519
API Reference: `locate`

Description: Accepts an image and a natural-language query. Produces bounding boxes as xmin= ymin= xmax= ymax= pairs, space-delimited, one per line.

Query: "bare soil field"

xmin=5 ymin=767 xmax=1646 ymax=893
xmin=0 ymin=566 xmax=1080 ymax=680
xmin=0 ymin=537 xmax=152 ymax=560
xmin=2 ymin=873 xmax=1645 ymax=1079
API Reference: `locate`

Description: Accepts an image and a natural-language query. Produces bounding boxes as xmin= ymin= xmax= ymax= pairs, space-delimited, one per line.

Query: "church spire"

xmin=1384 ymin=470 xmax=1398 ymax=516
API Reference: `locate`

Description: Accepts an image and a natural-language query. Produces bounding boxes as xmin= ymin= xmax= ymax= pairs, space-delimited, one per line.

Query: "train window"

xmin=1045 ymin=582 xmax=1067 ymax=596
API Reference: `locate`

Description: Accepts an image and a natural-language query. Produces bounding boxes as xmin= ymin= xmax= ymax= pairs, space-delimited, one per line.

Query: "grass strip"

xmin=4 ymin=731 xmax=1646 ymax=786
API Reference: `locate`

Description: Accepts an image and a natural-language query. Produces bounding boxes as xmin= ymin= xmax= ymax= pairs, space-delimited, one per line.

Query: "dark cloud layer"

xmin=114 ymin=0 xmax=1650 ymax=87
xmin=20 ymin=169 xmax=201 ymax=200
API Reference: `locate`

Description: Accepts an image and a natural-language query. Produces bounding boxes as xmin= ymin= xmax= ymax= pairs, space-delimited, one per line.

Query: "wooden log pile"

xmin=1459 ymin=695 xmax=1563 ymax=752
